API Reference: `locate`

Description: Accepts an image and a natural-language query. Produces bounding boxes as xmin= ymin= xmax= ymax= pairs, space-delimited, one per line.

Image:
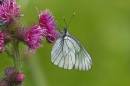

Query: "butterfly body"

xmin=51 ymin=28 xmax=92 ymax=71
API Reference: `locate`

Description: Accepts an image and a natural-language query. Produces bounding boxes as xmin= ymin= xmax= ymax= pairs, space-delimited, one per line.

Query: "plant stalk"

xmin=13 ymin=39 xmax=22 ymax=86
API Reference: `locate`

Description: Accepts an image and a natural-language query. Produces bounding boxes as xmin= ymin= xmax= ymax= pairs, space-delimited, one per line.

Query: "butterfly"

xmin=51 ymin=28 xmax=92 ymax=71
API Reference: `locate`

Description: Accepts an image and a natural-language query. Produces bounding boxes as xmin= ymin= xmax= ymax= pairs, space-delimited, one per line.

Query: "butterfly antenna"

xmin=63 ymin=16 xmax=68 ymax=28
xmin=68 ymin=12 xmax=76 ymax=27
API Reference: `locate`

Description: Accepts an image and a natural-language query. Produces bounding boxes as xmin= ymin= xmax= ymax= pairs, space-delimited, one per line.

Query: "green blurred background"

xmin=0 ymin=0 xmax=130 ymax=86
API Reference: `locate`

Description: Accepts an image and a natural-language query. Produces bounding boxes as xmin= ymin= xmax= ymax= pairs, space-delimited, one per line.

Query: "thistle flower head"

xmin=39 ymin=10 xmax=56 ymax=31
xmin=0 ymin=0 xmax=20 ymax=25
xmin=0 ymin=31 xmax=5 ymax=52
xmin=39 ymin=10 xmax=59 ymax=43
xmin=23 ymin=25 xmax=46 ymax=50
xmin=46 ymin=30 xmax=59 ymax=43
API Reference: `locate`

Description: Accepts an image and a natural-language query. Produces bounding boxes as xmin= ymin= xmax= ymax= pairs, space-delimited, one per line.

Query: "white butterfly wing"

xmin=75 ymin=46 xmax=92 ymax=70
xmin=51 ymin=35 xmax=92 ymax=71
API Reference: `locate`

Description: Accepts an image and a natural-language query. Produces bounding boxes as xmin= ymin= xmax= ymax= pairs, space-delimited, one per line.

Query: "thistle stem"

xmin=13 ymin=39 xmax=21 ymax=71
xmin=12 ymin=40 xmax=22 ymax=86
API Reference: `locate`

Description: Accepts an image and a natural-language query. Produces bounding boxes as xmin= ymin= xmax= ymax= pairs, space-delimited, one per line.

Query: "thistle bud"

xmin=5 ymin=67 xmax=16 ymax=77
xmin=15 ymin=72 xmax=25 ymax=83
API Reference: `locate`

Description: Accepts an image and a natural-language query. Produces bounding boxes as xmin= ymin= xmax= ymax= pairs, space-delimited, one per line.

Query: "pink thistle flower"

xmin=23 ymin=25 xmax=46 ymax=50
xmin=46 ymin=30 xmax=59 ymax=43
xmin=39 ymin=10 xmax=56 ymax=31
xmin=39 ymin=10 xmax=59 ymax=43
xmin=0 ymin=0 xmax=20 ymax=25
xmin=0 ymin=31 xmax=5 ymax=52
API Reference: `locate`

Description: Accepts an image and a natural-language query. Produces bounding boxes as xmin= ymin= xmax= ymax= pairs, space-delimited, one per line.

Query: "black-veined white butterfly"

xmin=51 ymin=27 xmax=92 ymax=71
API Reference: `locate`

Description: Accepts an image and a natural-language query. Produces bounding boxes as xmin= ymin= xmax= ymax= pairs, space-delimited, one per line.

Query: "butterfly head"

xmin=63 ymin=27 xmax=69 ymax=36
xmin=61 ymin=12 xmax=76 ymax=37
xmin=64 ymin=27 xmax=67 ymax=34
